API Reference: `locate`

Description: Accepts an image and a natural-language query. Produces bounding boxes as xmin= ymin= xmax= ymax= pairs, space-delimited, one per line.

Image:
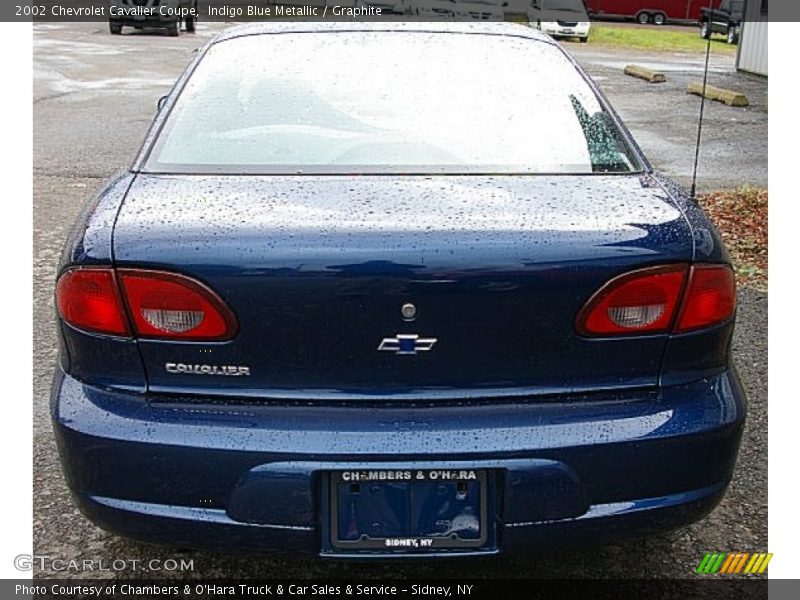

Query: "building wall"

xmin=737 ymin=0 xmax=768 ymax=76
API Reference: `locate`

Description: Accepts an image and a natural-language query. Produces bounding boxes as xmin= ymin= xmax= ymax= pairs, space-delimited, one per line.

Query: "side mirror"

xmin=157 ymin=95 xmax=168 ymax=111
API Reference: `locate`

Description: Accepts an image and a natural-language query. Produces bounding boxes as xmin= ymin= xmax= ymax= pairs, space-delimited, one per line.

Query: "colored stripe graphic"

xmin=744 ymin=553 xmax=773 ymax=574
xmin=719 ymin=554 xmax=736 ymax=574
xmin=734 ymin=553 xmax=750 ymax=573
xmin=698 ymin=553 xmax=727 ymax=573
xmin=751 ymin=554 xmax=766 ymax=573
xmin=757 ymin=554 xmax=773 ymax=574
xmin=710 ymin=553 xmax=726 ymax=573
xmin=744 ymin=554 xmax=760 ymax=573
xmin=697 ymin=553 xmax=713 ymax=574
xmin=700 ymin=552 xmax=773 ymax=575
xmin=720 ymin=553 xmax=750 ymax=574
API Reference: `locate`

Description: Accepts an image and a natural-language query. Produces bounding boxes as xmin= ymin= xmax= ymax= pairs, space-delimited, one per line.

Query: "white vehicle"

xmin=528 ymin=0 xmax=591 ymax=42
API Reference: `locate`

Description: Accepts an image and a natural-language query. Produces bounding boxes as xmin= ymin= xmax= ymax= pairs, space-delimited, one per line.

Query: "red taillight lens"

xmin=56 ymin=267 xmax=237 ymax=340
xmin=56 ymin=268 xmax=129 ymax=336
xmin=577 ymin=264 xmax=736 ymax=337
xmin=118 ymin=269 xmax=237 ymax=340
xmin=577 ymin=265 xmax=688 ymax=336
xmin=675 ymin=265 xmax=736 ymax=332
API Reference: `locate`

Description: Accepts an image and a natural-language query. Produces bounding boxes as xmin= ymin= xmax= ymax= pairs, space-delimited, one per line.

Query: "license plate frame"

xmin=328 ymin=469 xmax=489 ymax=552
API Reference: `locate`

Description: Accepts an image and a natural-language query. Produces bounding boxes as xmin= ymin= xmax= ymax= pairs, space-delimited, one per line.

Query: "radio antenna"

xmin=690 ymin=0 xmax=715 ymax=199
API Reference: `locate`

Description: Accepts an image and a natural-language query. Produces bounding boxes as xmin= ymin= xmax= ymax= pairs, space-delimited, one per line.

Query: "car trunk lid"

xmin=112 ymin=174 xmax=693 ymax=400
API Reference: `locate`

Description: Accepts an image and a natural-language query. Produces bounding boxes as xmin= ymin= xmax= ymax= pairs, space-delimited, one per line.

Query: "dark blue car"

xmin=52 ymin=22 xmax=744 ymax=557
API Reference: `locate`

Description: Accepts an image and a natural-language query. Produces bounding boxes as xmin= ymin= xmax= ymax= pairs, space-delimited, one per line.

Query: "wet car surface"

xmin=34 ymin=21 xmax=766 ymax=578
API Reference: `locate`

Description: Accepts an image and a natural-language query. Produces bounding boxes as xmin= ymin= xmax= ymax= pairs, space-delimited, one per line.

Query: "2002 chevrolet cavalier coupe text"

xmin=51 ymin=22 xmax=745 ymax=557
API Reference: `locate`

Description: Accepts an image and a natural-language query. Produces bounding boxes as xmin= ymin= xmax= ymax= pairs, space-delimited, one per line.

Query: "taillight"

xmin=56 ymin=268 xmax=129 ymax=336
xmin=55 ymin=267 xmax=237 ymax=341
xmin=675 ymin=265 xmax=736 ymax=332
xmin=577 ymin=264 xmax=736 ymax=337
xmin=117 ymin=269 xmax=237 ymax=340
xmin=577 ymin=265 xmax=688 ymax=336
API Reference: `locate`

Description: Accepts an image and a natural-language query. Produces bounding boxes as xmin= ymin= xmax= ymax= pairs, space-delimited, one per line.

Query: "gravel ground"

xmin=32 ymin=22 xmax=767 ymax=579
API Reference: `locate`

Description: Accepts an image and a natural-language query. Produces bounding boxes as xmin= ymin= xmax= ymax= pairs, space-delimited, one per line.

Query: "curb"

xmin=624 ymin=65 xmax=667 ymax=83
xmin=687 ymin=82 xmax=749 ymax=107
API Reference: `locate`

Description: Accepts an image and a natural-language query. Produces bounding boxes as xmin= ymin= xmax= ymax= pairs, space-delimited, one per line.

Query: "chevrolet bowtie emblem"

xmin=378 ymin=334 xmax=437 ymax=355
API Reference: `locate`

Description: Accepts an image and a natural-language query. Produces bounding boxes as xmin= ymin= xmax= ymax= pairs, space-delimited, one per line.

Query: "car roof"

xmin=210 ymin=21 xmax=555 ymax=46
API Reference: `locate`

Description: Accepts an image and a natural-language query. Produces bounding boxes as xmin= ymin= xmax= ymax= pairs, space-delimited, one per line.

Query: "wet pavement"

xmin=568 ymin=40 xmax=768 ymax=192
xmin=33 ymin=22 xmax=767 ymax=579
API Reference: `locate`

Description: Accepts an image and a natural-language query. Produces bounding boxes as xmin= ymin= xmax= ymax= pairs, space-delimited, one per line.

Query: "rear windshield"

xmin=143 ymin=31 xmax=642 ymax=175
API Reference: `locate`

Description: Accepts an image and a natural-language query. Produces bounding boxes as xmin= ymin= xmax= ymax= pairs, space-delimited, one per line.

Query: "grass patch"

xmin=699 ymin=187 xmax=767 ymax=290
xmin=589 ymin=24 xmax=737 ymax=54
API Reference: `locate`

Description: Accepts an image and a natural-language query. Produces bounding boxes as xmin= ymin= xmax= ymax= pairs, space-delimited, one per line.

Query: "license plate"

xmin=562 ymin=29 xmax=575 ymax=34
xmin=329 ymin=469 xmax=488 ymax=551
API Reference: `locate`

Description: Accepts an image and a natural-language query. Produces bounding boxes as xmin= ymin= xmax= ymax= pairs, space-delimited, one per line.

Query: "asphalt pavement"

xmin=568 ymin=41 xmax=768 ymax=191
xmin=32 ymin=22 xmax=767 ymax=579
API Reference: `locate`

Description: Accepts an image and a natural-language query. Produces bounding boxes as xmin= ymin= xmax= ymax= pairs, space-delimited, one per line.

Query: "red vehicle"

xmin=585 ymin=0 xmax=719 ymax=24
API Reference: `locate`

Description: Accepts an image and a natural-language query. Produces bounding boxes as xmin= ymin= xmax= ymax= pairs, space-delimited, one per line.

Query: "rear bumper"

xmin=51 ymin=367 xmax=745 ymax=557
